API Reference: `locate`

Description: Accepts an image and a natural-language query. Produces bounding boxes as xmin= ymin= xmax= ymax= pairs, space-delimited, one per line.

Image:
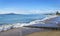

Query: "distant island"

xmin=5 ymin=13 xmax=16 ymax=15
xmin=0 ymin=11 xmax=60 ymax=15
xmin=2 ymin=13 xmax=21 ymax=15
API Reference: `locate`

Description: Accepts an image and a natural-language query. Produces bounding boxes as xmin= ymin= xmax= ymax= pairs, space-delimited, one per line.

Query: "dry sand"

xmin=26 ymin=30 xmax=60 ymax=36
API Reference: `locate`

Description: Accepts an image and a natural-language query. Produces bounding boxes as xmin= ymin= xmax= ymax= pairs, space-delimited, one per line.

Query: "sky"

xmin=0 ymin=0 xmax=60 ymax=14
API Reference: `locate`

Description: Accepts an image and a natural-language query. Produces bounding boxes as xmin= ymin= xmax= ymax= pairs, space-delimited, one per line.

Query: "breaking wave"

xmin=0 ymin=15 xmax=58 ymax=32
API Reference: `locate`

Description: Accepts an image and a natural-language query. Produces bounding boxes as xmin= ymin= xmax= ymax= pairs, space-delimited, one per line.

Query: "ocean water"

xmin=0 ymin=14 xmax=47 ymax=25
xmin=0 ymin=14 xmax=60 ymax=32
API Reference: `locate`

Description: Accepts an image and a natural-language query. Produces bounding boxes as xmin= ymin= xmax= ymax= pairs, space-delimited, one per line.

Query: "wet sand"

xmin=0 ymin=27 xmax=47 ymax=36
xmin=26 ymin=30 xmax=60 ymax=36
xmin=0 ymin=27 xmax=53 ymax=36
xmin=0 ymin=27 xmax=60 ymax=36
xmin=0 ymin=28 xmax=21 ymax=36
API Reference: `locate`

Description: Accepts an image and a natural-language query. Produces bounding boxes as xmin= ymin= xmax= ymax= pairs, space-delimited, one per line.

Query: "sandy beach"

xmin=0 ymin=28 xmax=21 ymax=36
xmin=26 ymin=30 xmax=60 ymax=36
xmin=0 ymin=27 xmax=46 ymax=36
xmin=0 ymin=27 xmax=60 ymax=36
xmin=0 ymin=15 xmax=59 ymax=36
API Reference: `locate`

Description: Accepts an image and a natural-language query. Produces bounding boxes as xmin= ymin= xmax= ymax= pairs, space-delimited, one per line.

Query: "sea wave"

xmin=0 ymin=15 xmax=58 ymax=32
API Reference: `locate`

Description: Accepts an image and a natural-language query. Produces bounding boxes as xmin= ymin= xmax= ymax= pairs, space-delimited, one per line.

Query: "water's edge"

xmin=0 ymin=15 xmax=58 ymax=32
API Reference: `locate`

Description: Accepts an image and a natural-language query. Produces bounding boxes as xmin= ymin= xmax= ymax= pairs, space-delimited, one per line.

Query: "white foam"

xmin=11 ymin=15 xmax=58 ymax=28
xmin=0 ymin=24 xmax=13 ymax=32
xmin=21 ymin=15 xmax=58 ymax=26
xmin=13 ymin=23 xmax=22 ymax=28
xmin=2 ymin=25 xmax=12 ymax=31
xmin=0 ymin=15 xmax=58 ymax=32
xmin=0 ymin=26 xmax=3 ymax=32
xmin=39 ymin=15 xmax=58 ymax=21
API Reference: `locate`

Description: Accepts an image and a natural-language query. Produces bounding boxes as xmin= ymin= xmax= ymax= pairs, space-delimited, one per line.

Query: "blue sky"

xmin=0 ymin=0 xmax=60 ymax=14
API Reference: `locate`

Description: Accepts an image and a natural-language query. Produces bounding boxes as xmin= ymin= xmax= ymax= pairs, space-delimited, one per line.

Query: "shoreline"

xmin=0 ymin=27 xmax=51 ymax=36
xmin=0 ymin=27 xmax=60 ymax=36
xmin=0 ymin=15 xmax=59 ymax=32
xmin=0 ymin=15 xmax=59 ymax=36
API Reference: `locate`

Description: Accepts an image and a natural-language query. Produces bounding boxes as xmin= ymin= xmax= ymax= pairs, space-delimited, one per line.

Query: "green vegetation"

xmin=56 ymin=11 xmax=60 ymax=15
